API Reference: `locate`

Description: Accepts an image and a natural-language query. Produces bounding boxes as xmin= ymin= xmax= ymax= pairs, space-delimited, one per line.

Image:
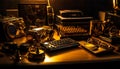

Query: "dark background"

xmin=0 ymin=0 xmax=114 ymax=19
xmin=50 ymin=0 xmax=114 ymax=18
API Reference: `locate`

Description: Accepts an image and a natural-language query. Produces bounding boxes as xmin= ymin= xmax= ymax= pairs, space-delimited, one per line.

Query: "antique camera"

xmin=27 ymin=26 xmax=54 ymax=44
xmin=0 ymin=16 xmax=26 ymax=43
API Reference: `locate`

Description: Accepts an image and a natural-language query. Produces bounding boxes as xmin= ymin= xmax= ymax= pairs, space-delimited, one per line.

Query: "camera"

xmin=0 ymin=16 xmax=26 ymax=43
xmin=27 ymin=26 xmax=54 ymax=43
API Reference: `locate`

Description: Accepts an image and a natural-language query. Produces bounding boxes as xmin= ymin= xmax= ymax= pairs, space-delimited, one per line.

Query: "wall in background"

xmin=0 ymin=0 xmax=114 ymax=18
xmin=0 ymin=0 xmax=19 ymax=16
xmin=50 ymin=0 xmax=114 ymax=19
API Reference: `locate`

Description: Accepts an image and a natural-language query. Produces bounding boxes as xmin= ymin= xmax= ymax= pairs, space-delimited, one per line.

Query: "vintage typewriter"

xmin=57 ymin=21 xmax=92 ymax=37
xmin=56 ymin=10 xmax=93 ymax=39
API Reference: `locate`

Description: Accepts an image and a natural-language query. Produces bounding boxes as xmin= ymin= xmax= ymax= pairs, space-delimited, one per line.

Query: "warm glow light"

xmin=53 ymin=30 xmax=61 ymax=40
xmin=33 ymin=28 xmax=43 ymax=31
xmin=44 ymin=42 xmax=49 ymax=44
xmin=113 ymin=0 xmax=118 ymax=9
xmin=85 ymin=43 xmax=95 ymax=47
xmin=44 ymin=55 xmax=51 ymax=62
xmin=47 ymin=0 xmax=50 ymax=6
xmin=113 ymin=0 xmax=116 ymax=8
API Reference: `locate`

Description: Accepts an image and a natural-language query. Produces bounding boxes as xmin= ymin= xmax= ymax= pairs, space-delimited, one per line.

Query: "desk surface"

xmin=1 ymin=36 xmax=120 ymax=66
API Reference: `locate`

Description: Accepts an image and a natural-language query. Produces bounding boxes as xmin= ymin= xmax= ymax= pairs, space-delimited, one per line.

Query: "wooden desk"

xmin=1 ymin=27 xmax=120 ymax=68
xmin=11 ymin=36 xmax=120 ymax=65
xmin=0 ymin=36 xmax=120 ymax=69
